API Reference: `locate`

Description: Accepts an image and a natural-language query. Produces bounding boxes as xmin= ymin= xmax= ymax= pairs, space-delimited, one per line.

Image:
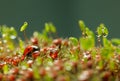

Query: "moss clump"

xmin=0 ymin=21 xmax=120 ymax=81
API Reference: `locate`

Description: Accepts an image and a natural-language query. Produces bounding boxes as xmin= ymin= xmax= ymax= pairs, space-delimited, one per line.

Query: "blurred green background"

xmin=0 ymin=0 xmax=120 ymax=38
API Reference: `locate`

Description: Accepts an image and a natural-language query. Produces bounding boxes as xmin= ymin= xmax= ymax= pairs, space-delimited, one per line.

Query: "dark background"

xmin=0 ymin=0 xmax=120 ymax=38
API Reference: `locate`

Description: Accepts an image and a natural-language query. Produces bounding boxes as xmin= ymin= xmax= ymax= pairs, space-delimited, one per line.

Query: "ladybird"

xmin=21 ymin=45 xmax=40 ymax=60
